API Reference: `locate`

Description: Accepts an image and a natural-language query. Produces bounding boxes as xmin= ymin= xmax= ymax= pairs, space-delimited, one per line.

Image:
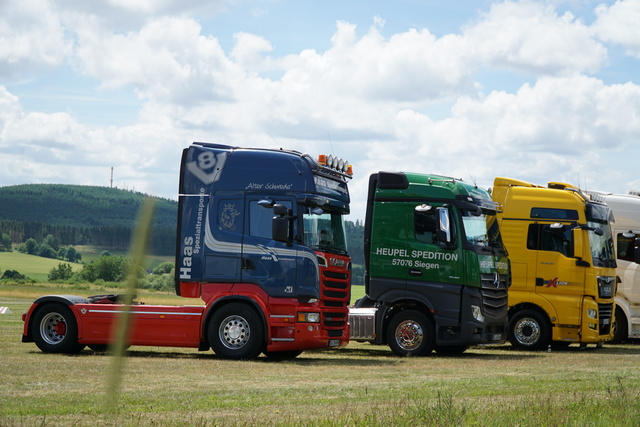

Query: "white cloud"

xmin=0 ymin=0 xmax=72 ymax=79
xmin=2 ymin=0 xmax=640 ymax=218
xmin=464 ymin=0 xmax=607 ymax=75
xmin=73 ymin=16 xmax=244 ymax=105
xmin=593 ymin=0 xmax=640 ymax=58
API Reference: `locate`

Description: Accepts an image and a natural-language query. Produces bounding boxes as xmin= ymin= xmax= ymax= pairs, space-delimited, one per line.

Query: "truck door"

xmin=241 ymin=197 xmax=306 ymax=298
xmin=529 ymin=223 xmax=586 ymax=326
xmin=367 ymin=200 xmax=411 ymax=298
xmin=203 ymin=196 xmax=244 ymax=282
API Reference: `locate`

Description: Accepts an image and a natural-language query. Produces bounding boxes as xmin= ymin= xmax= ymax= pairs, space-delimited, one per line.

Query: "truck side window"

xmin=414 ymin=210 xmax=438 ymax=244
xmin=617 ymin=233 xmax=635 ymax=262
xmin=527 ymin=224 xmax=572 ymax=257
xmin=249 ymin=200 xmax=292 ymax=239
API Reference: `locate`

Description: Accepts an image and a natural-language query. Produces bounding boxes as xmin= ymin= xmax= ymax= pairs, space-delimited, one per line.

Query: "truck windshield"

xmin=588 ymin=220 xmax=616 ymax=268
xmin=461 ymin=210 xmax=504 ymax=250
xmin=303 ymin=210 xmax=348 ymax=255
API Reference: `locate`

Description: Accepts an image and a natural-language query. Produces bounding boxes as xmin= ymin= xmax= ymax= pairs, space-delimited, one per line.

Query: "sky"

xmin=1 ymin=0 xmax=640 ymax=222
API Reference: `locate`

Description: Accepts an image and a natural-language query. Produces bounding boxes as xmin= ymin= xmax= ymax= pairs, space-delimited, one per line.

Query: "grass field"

xmin=0 ymin=251 xmax=174 ymax=283
xmin=0 ymin=251 xmax=83 ymax=282
xmin=2 ymin=283 xmax=640 ymax=426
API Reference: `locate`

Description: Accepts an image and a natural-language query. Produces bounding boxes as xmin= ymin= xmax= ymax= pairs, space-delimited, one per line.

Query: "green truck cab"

xmin=349 ymin=172 xmax=510 ymax=356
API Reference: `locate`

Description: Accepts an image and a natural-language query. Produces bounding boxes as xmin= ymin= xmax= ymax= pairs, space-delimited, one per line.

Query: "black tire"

xmin=508 ymin=309 xmax=551 ymax=351
xmin=435 ymin=345 xmax=469 ymax=355
xmin=263 ymin=350 xmax=303 ymax=360
xmin=609 ymin=306 xmax=628 ymax=344
xmin=31 ymin=303 xmax=85 ymax=354
xmin=208 ymin=303 xmax=264 ymax=360
xmin=386 ymin=310 xmax=434 ymax=357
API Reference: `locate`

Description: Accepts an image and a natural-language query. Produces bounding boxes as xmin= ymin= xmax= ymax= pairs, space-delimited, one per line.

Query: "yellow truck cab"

xmin=492 ymin=178 xmax=616 ymax=350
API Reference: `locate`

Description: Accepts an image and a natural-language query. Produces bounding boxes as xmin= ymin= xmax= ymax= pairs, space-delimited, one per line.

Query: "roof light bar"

xmin=317 ymin=154 xmax=353 ymax=176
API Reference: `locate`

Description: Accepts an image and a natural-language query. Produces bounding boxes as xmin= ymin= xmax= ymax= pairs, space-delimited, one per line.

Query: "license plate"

xmin=328 ymin=339 xmax=340 ymax=347
xmin=602 ymin=319 xmax=610 ymax=325
xmin=491 ymin=333 xmax=503 ymax=341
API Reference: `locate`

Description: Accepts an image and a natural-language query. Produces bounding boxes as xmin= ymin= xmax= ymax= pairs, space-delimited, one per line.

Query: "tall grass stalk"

xmin=105 ymin=197 xmax=156 ymax=412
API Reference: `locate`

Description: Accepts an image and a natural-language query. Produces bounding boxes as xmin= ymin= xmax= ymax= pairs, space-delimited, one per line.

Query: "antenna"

xmin=327 ymin=132 xmax=335 ymax=154
xmin=110 ymin=167 xmax=113 ymax=188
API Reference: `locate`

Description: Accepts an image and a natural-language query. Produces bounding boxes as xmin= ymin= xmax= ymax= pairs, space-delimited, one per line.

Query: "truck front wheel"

xmin=508 ymin=309 xmax=551 ymax=351
xmin=387 ymin=310 xmax=434 ymax=357
xmin=208 ymin=303 xmax=264 ymax=360
xmin=609 ymin=306 xmax=628 ymax=344
xmin=31 ymin=303 xmax=85 ymax=354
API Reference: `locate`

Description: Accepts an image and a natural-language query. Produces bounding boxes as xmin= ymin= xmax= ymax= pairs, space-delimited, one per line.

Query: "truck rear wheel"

xmin=208 ymin=303 xmax=264 ymax=360
xmin=387 ymin=310 xmax=434 ymax=357
xmin=609 ymin=306 xmax=628 ymax=344
xmin=508 ymin=309 xmax=551 ymax=351
xmin=31 ymin=303 xmax=85 ymax=354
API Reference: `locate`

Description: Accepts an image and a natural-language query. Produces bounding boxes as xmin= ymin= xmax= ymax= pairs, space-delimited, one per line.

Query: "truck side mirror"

xmin=635 ymin=238 xmax=640 ymax=264
xmin=272 ymin=203 xmax=293 ymax=246
xmin=572 ymin=227 xmax=584 ymax=259
xmin=436 ymin=207 xmax=455 ymax=249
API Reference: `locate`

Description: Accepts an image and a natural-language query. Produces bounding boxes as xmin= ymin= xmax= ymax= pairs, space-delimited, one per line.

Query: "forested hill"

xmin=0 ymin=184 xmax=177 ymax=255
xmin=0 ymin=184 xmax=365 ymax=268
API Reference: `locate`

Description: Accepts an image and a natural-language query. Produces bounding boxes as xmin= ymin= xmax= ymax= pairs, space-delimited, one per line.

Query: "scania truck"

xmin=349 ymin=172 xmax=510 ymax=356
xmin=22 ymin=142 xmax=352 ymax=360
xmin=492 ymin=178 xmax=616 ymax=350
xmin=587 ymin=190 xmax=640 ymax=343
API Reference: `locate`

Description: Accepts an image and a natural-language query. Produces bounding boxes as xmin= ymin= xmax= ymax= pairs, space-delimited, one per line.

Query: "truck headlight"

xmin=298 ymin=312 xmax=320 ymax=323
xmin=597 ymin=276 xmax=615 ymax=298
xmin=587 ymin=308 xmax=597 ymax=319
xmin=471 ymin=305 xmax=485 ymax=323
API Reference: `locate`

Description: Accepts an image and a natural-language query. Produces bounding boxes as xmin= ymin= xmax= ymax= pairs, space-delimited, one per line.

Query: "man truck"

xmin=491 ymin=178 xmax=616 ymax=350
xmin=349 ymin=171 xmax=510 ymax=356
xmin=22 ymin=142 xmax=353 ymax=360
xmin=587 ymin=190 xmax=640 ymax=343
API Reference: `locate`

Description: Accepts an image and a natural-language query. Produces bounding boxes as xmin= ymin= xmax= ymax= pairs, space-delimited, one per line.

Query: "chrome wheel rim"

xmin=39 ymin=312 xmax=67 ymax=345
xmin=395 ymin=319 xmax=423 ymax=350
xmin=219 ymin=315 xmax=250 ymax=350
xmin=514 ymin=318 xmax=541 ymax=345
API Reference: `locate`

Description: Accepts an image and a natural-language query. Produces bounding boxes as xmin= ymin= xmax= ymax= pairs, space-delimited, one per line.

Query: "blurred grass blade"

xmin=106 ymin=197 xmax=156 ymax=412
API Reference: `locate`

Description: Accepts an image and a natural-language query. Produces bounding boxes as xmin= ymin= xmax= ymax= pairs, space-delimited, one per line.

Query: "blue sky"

xmin=1 ymin=0 xmax=640 ymax=221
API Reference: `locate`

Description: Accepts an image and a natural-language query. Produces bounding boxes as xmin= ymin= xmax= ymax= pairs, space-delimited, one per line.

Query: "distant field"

xmin=0 ymin=250 xmax=174 ymax=282
xmin=0 ymin=251 xmax=82 ymax=282
xmin=74 ymin=246 xmax=174 ymax=269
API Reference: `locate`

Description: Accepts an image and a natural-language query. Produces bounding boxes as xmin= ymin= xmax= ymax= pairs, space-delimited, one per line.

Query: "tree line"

xmin=0 ymin=183 xmax=366 ymax=282
xmin=0 ymin=184 xmax=178 ymax=256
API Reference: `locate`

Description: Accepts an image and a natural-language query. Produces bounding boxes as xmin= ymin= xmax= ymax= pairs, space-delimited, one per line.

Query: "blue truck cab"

xmin=175 ymin=142 xmax=353 ymax=358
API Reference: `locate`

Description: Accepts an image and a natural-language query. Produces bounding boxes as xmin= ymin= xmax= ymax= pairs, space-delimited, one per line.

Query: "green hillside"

xmin=0 ymin=183 xmax=365 ymax=270
xmin=0 ymin=184 xmax=176 ymax=227
xmin=0 ymin=251 xmax=82 ymax=282
xmin=0 ymin=184 xmax=177 ymax=255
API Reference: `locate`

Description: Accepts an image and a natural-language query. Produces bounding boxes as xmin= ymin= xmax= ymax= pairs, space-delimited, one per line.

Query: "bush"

xmin=139 ymin=273 xmax=174 ymax=291
xmin=152 ymin=262 xmax=174 ymax=275
xmin=0 ymin=233 xmax=11 ymax=252
xmin=65 ymin=246 xmax=81 ymax=262
xmin=24 ymin=238 xmax=37 ymax=255
xmin=48 ymin=263 xmax=74 ymax=281
xmin=38 ymin=243 xmax=57 ymax=259
xmin=2 ymin=269 xmax=26 ymax=280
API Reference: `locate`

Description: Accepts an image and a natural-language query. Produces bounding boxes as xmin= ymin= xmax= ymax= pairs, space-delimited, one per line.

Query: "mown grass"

xmin=0 ymin=250 xmax=174 ymax=283
xmin=2 ymin=290 xmax=640 ymax=426
xmin=0 ymin=251 xmax=82 ymax=282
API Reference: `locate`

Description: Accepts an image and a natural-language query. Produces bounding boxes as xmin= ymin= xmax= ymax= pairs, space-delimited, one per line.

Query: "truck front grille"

xmin=320 ymin=268 xmax=349 ymax=329
xmin=480 ymin=273 xmax=509 ymax=317
xmin=598 ymin=303 xmax=613 ymax=335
